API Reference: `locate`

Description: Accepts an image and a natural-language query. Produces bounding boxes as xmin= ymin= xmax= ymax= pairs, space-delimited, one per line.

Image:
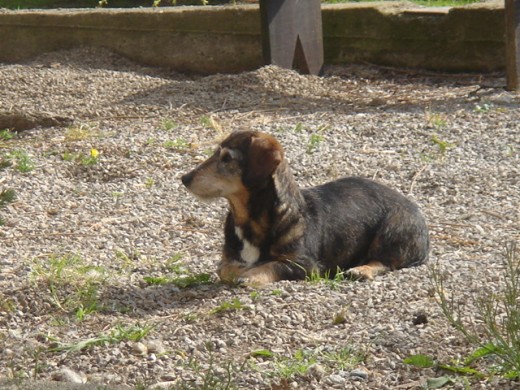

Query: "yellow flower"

xmin=90 ymin=148 xmax=99 ymax=158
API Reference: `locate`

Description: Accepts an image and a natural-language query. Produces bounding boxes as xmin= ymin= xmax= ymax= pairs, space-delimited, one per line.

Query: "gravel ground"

xmin=0 ymin=47 xmax=519 ymax=389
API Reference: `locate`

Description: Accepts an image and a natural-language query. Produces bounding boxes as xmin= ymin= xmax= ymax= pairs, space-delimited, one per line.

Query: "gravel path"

xmin=0 ymin=47 xmax=519 ymax=389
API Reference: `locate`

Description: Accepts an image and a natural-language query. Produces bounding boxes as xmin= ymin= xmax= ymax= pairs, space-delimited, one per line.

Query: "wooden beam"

xmin=259 ymin=0 xmax=324 ymax=75
xmin=505 ymin=0 xmax=520 ymax=90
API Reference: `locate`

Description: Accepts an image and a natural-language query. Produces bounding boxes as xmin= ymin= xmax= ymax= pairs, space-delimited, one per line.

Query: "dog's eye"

xmin=220 ymin=150 xmax=233 ymax=163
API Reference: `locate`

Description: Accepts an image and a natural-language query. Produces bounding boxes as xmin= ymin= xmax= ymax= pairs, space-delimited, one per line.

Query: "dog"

xmin=181 ymin=131 xmax=429 ymax=286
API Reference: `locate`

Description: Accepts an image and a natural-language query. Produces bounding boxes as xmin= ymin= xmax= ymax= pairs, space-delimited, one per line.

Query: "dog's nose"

xmin=181 ymin=172 xmax=193 ymax=187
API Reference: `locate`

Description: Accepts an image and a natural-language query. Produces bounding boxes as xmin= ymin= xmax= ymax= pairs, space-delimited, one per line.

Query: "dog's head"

xmin=181 ymin=131 xmax=284 ymax=200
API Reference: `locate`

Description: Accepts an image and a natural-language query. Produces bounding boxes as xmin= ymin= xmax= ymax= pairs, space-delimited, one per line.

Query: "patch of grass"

xmin=306 ymin=267 xmax=346 ymax=290
xmin=0 ymin=188 xmax=16 ymax=209
xmin=31 ymin=253 xmax=108 ymax=320
xmin=5 ymin=149 xmax=35 ymax=173
xmin=272 ymin=348 xmax=318 ymax=379
xmin=144 ymin=177 xmax=155 ymax=188
xmin=251 ymin=349 xmax=275 ymax=358
xmin=210 ymin=298 xmax=250 ymax=315
xmin=0 ymin=128 xmax=16 ymax=141
xmin=428 ymin=242 xmax=520 ymax=381
xmin=64 ymin=123 xmax=97 ymax=142
xmin=332 ymin=309 xmax=348 ymax=325
xmin=143 ymin=272 xmax=211 ymax=288
xmin=161 ymin=118 xmax=178 ymax=131
xmin=426 ymin=112 xmax=448 ymax=131
xmin=306 ymin=133 xmax=325 ymax=154
xmin=431 ymin=134 xmax=455 ymax=157
xmin=62 ymin=148 xmax=100 ymax=166
xmin=178 ymin=355 xmax=243 ymax=390
xmin=49 ymin=323 xmax=154 ymax=353
xmin=256 ymin=345 xmax=365 ymax=381
xmin=163 ymin=137 xmax=190 ymax=151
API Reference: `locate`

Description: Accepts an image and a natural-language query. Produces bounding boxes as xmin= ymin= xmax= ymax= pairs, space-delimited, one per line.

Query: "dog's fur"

xmin=181 ymin=131 xmax=429 ymax=285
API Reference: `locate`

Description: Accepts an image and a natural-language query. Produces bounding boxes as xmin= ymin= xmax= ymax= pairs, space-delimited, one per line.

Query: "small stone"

xmin=52 ymin=367 xmax=87 ymax=384
xmin=412 ymin=312 xmax=428 ymax=326
xmin=145 ymin=339 xmax=166 ymax=354
xmin=327 ymin=374 xmax=345 ymax=385
xmin=349 ymin=367 xmax=369 ymax=380
xmin=132 ymin=341 xmax=148 ymax=356
xmin=308 ymin=363 xmax=326 ymax=379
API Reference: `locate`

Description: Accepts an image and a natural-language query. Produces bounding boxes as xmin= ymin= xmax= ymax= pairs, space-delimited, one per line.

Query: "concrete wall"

xmin=0 ymin=2 xmax=505 ymax=73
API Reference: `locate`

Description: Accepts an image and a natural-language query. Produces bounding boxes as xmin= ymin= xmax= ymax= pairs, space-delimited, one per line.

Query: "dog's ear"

xmin=246 ymin=134 xmax=283 ymax=183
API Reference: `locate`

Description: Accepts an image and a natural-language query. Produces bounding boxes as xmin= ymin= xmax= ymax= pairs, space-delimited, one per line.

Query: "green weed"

xmin=163 ymin=138 xmax=190 ymax=150
xmin=258 ymin=346 xmax=365 ymax=380
xmin=161 ymin=118 xmax=178 ymax=131
xmin=143 ymin=272 xmax=211 ymax=288
xmin=306 ymin=267 xmax=346 ymax=290
xmin=49 ymin=323 xmax=154 ymax=353
xmin=428 ymin=242 xmax=520 ymax=380
xmin=431 ymin=134 xmax=454 ymax=156
xmin=306 ymin=133 xmax=325 ymax=154
xmin=64 ymin=123 xmax=97 ymax=142
xmin=210 ymin=298 xmax=250 ymax=315
xmin=6 ymin=149 xmax=35 ymax=173
xmin=272 ymin=348 xmax=317 ymax=379
xmin=178 ymin=355 xmax=242 ymax=390
xmin=62 ymin=148 xmax=99 ymax=166
xmin=0 ymin=188 xmax=16 ymax=209
xmin=31 ymin=253 xmax=107 ymax=320
xmin=144 ymin=177 xmax=155 ymax=188
xmin=0 ymin=129 xmax=16 ymax=141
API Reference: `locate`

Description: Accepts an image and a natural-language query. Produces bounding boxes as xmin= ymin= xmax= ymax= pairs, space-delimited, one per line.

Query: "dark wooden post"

xmin=505 ymin=0 xmax=520 ymax=90
xmin=259 ymin=0 xmax=324 ymax=75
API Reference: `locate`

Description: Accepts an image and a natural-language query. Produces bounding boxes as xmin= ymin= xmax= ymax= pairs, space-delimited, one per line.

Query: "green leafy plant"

xmin=62 ymin=148 xmax=99 ymax=166
xmin=64 ymin=123 xmax=97 ymax=142
xmin=49 ymin=323 xmax=154 ymax=353
xmin=0 ymin=188 xmax=16 ymax=209
xmin=306 ymin=267 xmax=346 ymax=290
xmin=163 ymin=138 xmax=190 ymax=151
xmin=31 ymin=253 xmax=108 ymax=320
xmin=5 ymin=149 xmax=35 ymax=173
xmin=431 ymin=134 xmax=454 ymax=157
xmin=210 ymin=298 xmax=250 ymax=315
xmin=306 ymin=133 xmax=325 ymax=154
xmin=161 ymin=118 xmax=178 ymax=131
xmin=430 ymin=242 xmax=520 ymax=380
xmin=0 ymin=128 xmax=16 ymax=141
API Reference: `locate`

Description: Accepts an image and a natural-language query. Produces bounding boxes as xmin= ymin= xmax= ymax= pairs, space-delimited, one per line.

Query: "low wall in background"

xmin=0 ymin=2 xmax=505 ymax=73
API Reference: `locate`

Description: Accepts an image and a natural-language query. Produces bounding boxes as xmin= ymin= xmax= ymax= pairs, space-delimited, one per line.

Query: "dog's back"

xmin=301 ymin=177 xmax=429 ymax=276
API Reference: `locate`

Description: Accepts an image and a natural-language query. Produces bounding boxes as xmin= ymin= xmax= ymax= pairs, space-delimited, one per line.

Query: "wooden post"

xmin=259 ymin=0 xmax=324 ymax=75
xmin=505 ymin=0 xmax=520 ymax=90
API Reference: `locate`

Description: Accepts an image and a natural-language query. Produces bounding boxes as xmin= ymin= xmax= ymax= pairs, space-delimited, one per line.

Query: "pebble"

xmin=52 ymin=368 xmax=87 ymax=384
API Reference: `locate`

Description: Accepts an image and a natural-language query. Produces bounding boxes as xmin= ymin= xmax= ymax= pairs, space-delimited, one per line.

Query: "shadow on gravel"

xmin=119 ymin=64 xmax=508 ymax=116
xmin=99 ymin=281 xmax=232 ymax=315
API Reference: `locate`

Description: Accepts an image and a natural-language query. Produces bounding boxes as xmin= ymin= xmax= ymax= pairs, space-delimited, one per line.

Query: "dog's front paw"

xmin=346 ymin=266 xmax=375 ymax=281
xmin=238 ymin=264 xmax=280 ymax=287
xmin=346 ymin=261 xmax=389 ymax=281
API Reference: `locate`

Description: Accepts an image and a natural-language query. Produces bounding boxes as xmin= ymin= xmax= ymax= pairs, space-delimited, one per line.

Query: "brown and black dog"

xmin=181 ymin=131 xmax=429 ymax=286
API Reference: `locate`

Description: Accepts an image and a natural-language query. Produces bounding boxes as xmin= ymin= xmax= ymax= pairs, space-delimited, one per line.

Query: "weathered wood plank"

xmin=505 ymin=0 xmax=520 ymax=90
xmin=259 ymin=0 xmax=324 ymax=75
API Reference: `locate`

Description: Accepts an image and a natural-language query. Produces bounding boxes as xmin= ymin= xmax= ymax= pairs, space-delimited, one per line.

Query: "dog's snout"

xmin=181 ymin=172 xmax=194 ymax=187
